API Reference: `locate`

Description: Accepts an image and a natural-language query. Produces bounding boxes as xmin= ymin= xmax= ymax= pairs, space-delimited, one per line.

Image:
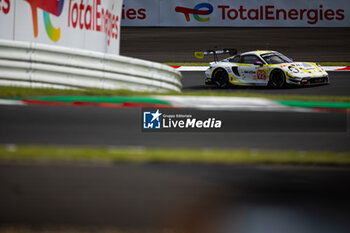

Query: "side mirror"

xmin=254 ymin=61 xmax=264 ymax=66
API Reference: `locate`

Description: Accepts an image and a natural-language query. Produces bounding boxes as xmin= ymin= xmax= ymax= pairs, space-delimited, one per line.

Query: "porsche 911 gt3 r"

xmin=195 ymin=50 xmax=329 ymax=88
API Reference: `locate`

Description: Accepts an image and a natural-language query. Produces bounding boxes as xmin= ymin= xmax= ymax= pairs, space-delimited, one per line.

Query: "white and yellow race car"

xmin=195 ymin=49 xmax=329 ymax=88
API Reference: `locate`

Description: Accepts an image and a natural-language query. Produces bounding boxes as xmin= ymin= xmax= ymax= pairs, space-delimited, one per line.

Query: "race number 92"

xmin=257 ymin=70 xmax=266 ymax=80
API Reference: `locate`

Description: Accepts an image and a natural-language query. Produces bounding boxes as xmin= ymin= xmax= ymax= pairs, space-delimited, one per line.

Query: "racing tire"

xmin=213 ymin=68 xmax=229 ymax=88
xmin=269 ymin=69 xmax=286 ymax=88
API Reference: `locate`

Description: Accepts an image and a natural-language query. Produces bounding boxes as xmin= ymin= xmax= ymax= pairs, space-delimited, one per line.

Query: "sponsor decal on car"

xmin=257 ymin=70 xmax=266 ymax=80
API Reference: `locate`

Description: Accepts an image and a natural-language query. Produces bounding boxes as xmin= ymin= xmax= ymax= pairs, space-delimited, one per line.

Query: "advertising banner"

xmin=0 ymin=0 xmax=123 ymax=55
xmin=121 ymin=0 xmax=350 ymax=27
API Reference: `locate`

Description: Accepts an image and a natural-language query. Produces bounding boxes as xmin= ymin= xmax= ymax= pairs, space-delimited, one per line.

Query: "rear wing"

xmin=195 ymin=48 xmax=237 ymax=62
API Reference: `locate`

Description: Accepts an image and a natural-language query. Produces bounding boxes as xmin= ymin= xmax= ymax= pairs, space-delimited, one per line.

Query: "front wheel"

xmin=213 ymin=68 xmax=229 ymax=88
xmin=269 ymin=69 xmax=286 ymax=88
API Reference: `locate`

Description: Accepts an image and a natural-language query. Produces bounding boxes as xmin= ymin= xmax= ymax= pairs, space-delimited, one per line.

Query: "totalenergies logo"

xmin=175 ymin=3 xmax=213 ymax=22
xmin=24 ymin=0 xmax=64 ymax=42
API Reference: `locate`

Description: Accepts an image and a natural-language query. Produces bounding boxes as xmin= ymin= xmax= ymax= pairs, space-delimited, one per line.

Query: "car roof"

xmin=239 ymin=50 xmax=278 ymax=56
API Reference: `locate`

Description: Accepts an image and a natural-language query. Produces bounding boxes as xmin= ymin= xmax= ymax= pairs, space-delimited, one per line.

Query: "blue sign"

xmin=143 ymin=109 xmax=162 ymax=129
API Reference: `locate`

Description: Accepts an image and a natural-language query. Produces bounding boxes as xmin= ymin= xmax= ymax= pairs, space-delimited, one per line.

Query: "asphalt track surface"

xmin=120 ymin=27 xmax=350 ymax=62
xmin=0 ymin=105 xmax=349 ymax=152
xmin=182 ymin=71 xmax=350 ymax=95
xmin=1 ymin=162 xmax=350 ymax=233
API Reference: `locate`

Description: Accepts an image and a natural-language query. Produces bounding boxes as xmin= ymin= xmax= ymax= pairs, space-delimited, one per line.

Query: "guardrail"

xmin=0 ymin=40 xmax=182 ymax=92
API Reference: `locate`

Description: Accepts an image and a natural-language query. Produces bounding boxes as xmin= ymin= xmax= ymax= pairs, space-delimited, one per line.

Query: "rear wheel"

xmin=213 ymin=68 xmax=229 ymax=88
xmin=269 ymin=69 xmax=286 ymax=88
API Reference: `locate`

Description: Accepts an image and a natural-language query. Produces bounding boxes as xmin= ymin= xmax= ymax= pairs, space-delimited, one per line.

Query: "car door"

xmin=238 ymin=55 xmax=268 ymax=84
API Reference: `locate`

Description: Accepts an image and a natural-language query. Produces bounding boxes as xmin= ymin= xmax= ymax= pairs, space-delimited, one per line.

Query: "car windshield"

xmin=261 ymin=53 xmax=293 ymax=64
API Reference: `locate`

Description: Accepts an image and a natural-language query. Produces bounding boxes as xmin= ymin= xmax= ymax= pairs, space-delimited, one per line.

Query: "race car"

xmin=195 ymin=49 xmax=329 ymax=88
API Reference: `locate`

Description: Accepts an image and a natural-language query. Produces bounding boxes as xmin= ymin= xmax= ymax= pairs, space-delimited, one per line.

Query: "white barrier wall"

xmin=0 ymin=1 xmax=183 ymax=93
xmin=0 ymin=0 xmax=122 ymax=54
xmin=0 ymin=40 xmax=182 ymax=92
xmin=122 ymin=0 xmax=350 ymax=27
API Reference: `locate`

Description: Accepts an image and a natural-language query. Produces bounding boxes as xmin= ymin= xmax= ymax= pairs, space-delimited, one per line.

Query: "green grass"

xmin=165 ymin=62 xmax=350 ymax=66
xmin=0 ymin=145 xmax=349 ymax=166
xmin=179 ymin=91 xmax=350 ymax=102
xmin=1 ymin=86 xmax=350 ymax=102
xmin=317 ymin=62 xmax=350 ymax=66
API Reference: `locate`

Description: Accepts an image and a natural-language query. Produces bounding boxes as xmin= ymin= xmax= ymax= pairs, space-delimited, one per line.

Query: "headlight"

xmin=288 ymin=66 xmax=299 ymax=73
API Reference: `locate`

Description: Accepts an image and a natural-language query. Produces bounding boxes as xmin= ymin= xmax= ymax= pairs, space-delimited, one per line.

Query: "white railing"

xmin=0 ymin=40 xmax=182 ymax=92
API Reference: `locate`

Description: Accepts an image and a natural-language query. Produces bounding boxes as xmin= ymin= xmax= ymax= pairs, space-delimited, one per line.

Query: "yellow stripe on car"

xmin=228 ymin=74 xmax=250 ymax=86
xmin=310 ymin=63 xmax=322 ymax=72
xmin=299 ymin=68 xmax=316 ymax=77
